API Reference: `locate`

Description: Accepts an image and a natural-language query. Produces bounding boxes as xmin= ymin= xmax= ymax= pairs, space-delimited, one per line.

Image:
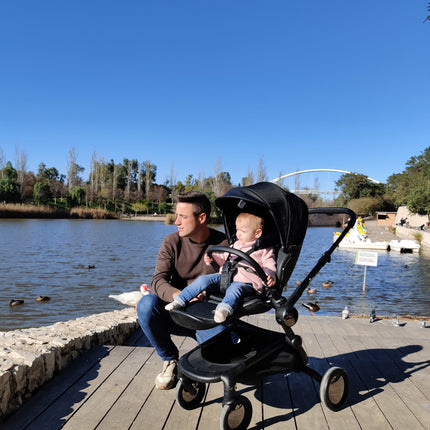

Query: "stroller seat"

xmin=169 ymin=182 xmax=356 ymax=430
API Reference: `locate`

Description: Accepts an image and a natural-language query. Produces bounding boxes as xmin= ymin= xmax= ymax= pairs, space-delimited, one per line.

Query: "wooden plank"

xmin=61 ymin=346 xmax=153 ymax=430
xmin=163 ymin=337 xmax=206 ymax=430
xmin=308 ymin=356 xmax=360 ymax=430
xmin=89 ymin=347 xmax=156 ymax=429
xmin=337 ymin=357 xmax=393 ymax=430
xmin=299 ymin=317 xmax=392 ymax=430
xmin=129 ymin=378 xmax=176 ymax=430
xmin=350 ymin=358 xmax=425 ymax=430
xmin=373 ymin=359 xmax=430 ymax=429
xmin=24 ymin=345 xmax=137 ymax=430
xmin=261 ymin=374 xmax=296 ymax=429
xmin=130 ymin=336 xmax=198 ymax=430
xmin=1 ymin=345 xmax=113 ymax=430
xmin=286 ymin=370 xmax=329 ymax=430
xmin=195 ymin=380 xmax=224 ymax=429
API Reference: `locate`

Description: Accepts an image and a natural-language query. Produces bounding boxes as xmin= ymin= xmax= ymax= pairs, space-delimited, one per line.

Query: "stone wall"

xmin=395 ymin=206 xmax=429 ymax=228
xmin=0 ymin=308 xmax=139 ymax=421
xmin=395 ymin=225 xmax=430 ymax=249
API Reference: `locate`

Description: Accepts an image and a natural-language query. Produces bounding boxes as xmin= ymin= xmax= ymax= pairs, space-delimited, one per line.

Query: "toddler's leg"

xmin=214 ymin=282 xmax=254 ymax=323
xmin=165 ymin=273 xmax=221 ymax=311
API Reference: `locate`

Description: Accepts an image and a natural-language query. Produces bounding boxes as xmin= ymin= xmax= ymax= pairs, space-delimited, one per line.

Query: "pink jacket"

xmin=211 ymin=240 xmax=276 ymax=294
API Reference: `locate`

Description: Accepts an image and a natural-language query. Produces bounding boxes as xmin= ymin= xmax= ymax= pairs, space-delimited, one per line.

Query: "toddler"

xmin=165 ymin=212 xmax=276 ymax=322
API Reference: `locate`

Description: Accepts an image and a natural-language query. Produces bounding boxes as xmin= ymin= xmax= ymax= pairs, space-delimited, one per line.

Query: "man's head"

xmin=175 ymin=192 xmax=211 ymax=241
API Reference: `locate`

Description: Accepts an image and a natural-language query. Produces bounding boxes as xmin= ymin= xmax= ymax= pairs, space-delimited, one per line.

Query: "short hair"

xmin=237 ymin=212 xmax=264 ymax=231
xmin=176 ymin=191 xmax=211 ymax=219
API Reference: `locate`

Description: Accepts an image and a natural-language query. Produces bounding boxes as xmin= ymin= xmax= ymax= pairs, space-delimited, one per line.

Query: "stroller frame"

xmin=170 ymin=182 xmax=355 ymax=429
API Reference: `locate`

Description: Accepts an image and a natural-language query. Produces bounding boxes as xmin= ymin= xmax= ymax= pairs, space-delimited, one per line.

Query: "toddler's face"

xmin=235 ymin=217 xmax=260 ymax=243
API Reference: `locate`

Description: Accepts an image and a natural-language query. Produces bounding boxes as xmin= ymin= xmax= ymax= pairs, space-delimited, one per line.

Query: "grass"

xmin=413 ymin=232 xmax=423 ymax=243
xmin=0 ymin=203 xmax=118 ymax=219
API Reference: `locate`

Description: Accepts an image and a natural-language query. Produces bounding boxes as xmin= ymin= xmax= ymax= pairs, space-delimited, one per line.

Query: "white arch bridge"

xmin=270 ymin=169 xmax=381 ymax=196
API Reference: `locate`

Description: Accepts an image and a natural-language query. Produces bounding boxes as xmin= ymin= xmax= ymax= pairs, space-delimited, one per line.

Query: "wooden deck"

xmin=2 ymin=313 xmax=430 ymax=430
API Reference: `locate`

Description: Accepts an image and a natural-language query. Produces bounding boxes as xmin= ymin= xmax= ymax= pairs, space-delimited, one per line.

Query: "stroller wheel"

xmin=320 ymin=366 xmax=349 ymax=411
xmin=175 ymin=380 xmax=206 ymax=410
xmin=220 ymin=395 xmax=252 ymax=430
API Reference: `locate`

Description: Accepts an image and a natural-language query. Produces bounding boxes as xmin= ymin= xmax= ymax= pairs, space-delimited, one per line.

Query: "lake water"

xmin=1 ymin=219 xmax=429 ymax=331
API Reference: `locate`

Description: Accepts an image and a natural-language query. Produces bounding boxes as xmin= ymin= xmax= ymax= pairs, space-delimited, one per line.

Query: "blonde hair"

xmin=236 ymin=212 xmax=264 ymax=231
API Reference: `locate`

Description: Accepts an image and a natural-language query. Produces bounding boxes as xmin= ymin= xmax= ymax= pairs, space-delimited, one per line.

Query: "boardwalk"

xmin=2 ymin=313 xmax=430 ymax=430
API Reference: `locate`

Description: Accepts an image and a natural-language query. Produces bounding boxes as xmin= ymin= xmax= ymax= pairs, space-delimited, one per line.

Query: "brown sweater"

xmin=151 ymin=228 xmax=227 ymax=302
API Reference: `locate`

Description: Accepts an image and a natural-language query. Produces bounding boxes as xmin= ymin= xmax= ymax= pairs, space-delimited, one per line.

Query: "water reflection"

xmin=1 ymin=221 xmax=429 ymax=331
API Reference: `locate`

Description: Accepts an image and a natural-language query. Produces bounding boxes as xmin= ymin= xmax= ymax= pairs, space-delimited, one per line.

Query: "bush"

xmin=165 ymin=213 xmax=176 ymax=225
xmin=347 ymin=197 xmax=383 ymax=216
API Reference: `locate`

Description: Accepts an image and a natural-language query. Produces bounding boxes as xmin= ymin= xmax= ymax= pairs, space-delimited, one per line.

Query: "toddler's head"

xmin=235 ymin=212 xmax=264 ymax=244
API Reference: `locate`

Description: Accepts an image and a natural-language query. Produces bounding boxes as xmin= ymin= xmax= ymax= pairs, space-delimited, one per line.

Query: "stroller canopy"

xmin=215 ymin=182 xmax=308 ymax=254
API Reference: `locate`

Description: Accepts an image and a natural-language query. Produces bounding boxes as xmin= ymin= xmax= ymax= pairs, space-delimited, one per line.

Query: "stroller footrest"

xmin=170 ymin=301 xmax=219 ymax=330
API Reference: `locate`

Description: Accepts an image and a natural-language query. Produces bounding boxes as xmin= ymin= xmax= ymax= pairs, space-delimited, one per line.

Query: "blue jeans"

xmin=136 ymin=293 xmax=226 ymax=361
xmin=176 ymin=273 xmax=255 ymax=315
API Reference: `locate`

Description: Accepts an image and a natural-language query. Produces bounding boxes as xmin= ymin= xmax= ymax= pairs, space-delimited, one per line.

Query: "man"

xmin=136 ymin=191 xmax=226 ymax=390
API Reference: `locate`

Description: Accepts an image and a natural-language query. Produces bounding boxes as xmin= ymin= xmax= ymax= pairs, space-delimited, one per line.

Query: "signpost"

xmin=355 ymin=251 xmax=378 ymax=293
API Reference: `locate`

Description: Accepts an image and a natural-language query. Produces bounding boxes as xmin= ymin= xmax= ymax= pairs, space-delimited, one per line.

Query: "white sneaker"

xmin=165 ymin=300 xmax=183 ymax=311
xmin=214 ymin=307 xmax=230 ymax=323
xmin=155 ymin=360 xmax=178 ymax=390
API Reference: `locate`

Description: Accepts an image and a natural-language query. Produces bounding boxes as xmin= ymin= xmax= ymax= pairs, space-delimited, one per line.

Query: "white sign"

xmin=355 ymin=251 xmax=378 ymax=267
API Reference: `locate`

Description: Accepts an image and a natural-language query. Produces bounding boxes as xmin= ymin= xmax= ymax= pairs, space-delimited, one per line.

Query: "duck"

xmin=302 ymin=301 xmax=320 ymax=314
xmin=36 ymin=296 xmax=51 ymax=302
xmin=342 ymin=306 xmax=350 ymax=319
xmin=322 ymin=280 xmax=333 ymax=288
xmin=109 ymin=284 xmax=151 ymax=307
xmin=306 ymin=287 xmax=317 ymax=294
xmin=88 ymin=264 xmax=96 ymax=270
xmin=9 ymin=299 xmax=25 ymax=307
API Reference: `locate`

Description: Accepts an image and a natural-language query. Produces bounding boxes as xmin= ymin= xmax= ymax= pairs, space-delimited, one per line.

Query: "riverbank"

xmin=364 ymin=217 xmax=430 ymax=253
xmin=0 ymin=308 xmax=138 ymax=419
xmin=0 ymin=204 xmax=117 ymax=219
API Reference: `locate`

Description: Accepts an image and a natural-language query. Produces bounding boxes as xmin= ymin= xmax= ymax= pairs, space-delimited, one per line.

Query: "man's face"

xmin=175 ymin=202 xmax=199 ymax=237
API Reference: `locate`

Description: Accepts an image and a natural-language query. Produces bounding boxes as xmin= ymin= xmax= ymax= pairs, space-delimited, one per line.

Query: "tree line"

xmin=1 ymin=146 xmax=430 ymax=218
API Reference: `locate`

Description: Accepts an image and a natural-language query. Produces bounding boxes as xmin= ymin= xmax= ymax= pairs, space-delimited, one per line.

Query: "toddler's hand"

xmin=266 ymin=275 xmax=276 ymax=287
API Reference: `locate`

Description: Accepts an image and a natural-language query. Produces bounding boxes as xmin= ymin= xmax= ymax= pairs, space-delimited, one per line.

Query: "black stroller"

xmin=170 ymin=182 xmax=356 ymax=430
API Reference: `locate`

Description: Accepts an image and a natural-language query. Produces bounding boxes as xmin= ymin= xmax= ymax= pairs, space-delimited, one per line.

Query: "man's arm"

xmin=151 ymin=236 xmax=181 ymax=302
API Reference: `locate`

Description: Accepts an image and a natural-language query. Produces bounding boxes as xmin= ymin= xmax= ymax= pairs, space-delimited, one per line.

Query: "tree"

xmin=131 ymin=201 xmax=149 ymax=215
xmin=15 ymin=146 xmax=27 ymax=200
xmin=33 ymin=181 xmax=52 ymax=205
xmin=335 ymin=173 xmax=385 ymax=205
xmin=0 ymin=161 xmax=20 ymax=202
xmin=37 ymin=163 xmax=66 ymax=203
xmin=69 ymin=186 xmax=86 ymax=207
xmin=211 ymin=159 xmax=232 ymax=197
xmin=256 ymin=157 xmax=268 ymax=183
xmin=241 ymin=169 xmax=254 ymax=187
xmin=144 ymin=160 xmax=156 ymax=198
xmin=387 ymin=147 xmax=430 ymax=215
xmin=0 ymin=177 xmax=20 ymax=202
xmin=67 ymin=147 xmax=84 ymax=191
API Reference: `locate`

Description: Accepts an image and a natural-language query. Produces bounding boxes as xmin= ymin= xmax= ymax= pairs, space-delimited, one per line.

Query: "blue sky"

xmin=1 ymin=1 xmax=429 ymax=191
